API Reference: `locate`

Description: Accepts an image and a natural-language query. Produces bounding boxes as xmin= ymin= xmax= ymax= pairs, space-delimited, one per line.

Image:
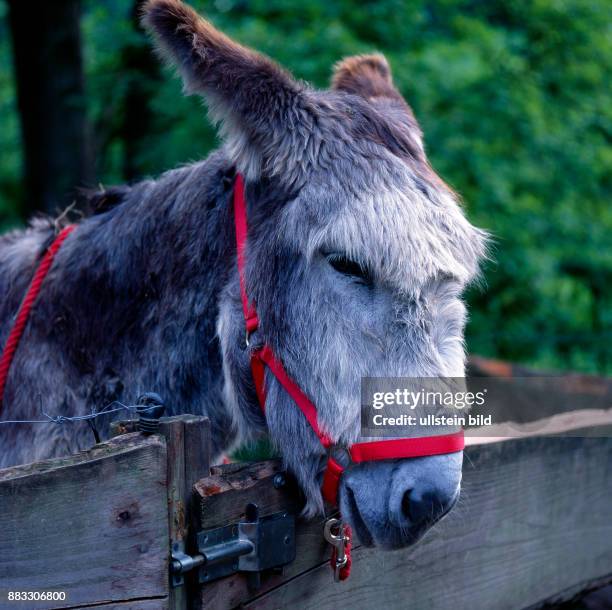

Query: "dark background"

xmin=0 ymin=0 xmax=610 ymax=374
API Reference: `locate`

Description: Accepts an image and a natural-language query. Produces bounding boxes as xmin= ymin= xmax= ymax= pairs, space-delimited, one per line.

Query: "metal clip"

xmin=323 ymin=518 xmax=349 ymax=582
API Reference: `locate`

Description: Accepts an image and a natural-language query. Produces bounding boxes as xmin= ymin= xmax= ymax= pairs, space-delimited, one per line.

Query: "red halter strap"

xmin=0 ymin=224 xmax=76 ymax=406
xmin=233 ymin=174 xmax=464 ymax=507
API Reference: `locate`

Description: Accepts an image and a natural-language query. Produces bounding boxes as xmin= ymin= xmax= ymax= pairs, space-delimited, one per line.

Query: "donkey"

xmin=0 ymin=0 xmax=486 ymax=549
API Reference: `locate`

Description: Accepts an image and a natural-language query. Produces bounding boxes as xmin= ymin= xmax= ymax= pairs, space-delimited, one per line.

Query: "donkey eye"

xmin=325 ymin=253 xmax=371 ymax=283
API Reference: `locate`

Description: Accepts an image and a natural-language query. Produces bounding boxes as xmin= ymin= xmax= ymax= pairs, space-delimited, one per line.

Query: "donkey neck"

xmin=80 ymin=151 xmax=239 ymax=451
xmin=0 ymin=150 xmax=240 ymax=459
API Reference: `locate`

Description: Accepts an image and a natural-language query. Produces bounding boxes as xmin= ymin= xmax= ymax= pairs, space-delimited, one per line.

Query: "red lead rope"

xmin=0 ymin=225 xmax=76 ymax=406
xmin=233 ymin=174 xmax=464 ymax=581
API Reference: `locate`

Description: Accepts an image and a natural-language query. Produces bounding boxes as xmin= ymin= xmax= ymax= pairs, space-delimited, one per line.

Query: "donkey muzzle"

xmin=338 ymin=452 xmax=463 ymax=549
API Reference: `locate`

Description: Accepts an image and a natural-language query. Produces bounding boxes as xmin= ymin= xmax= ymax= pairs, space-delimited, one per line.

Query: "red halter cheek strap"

xmin=0 ymin=224 xmax=76 ymax=407
xmin=233 ymin=174 xmax=464 ymax=508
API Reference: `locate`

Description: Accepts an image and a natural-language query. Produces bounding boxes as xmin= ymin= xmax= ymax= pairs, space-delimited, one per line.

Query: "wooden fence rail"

xmin=195 ymin=413 xmax=612 ymax=610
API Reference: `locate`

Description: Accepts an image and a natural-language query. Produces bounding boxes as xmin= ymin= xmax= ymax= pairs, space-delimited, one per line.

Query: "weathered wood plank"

xmin=466 ymin=407 xmax=612 ymax=444
xmin=195 ymin=462 xmax=329 ymax=609
xmin=196 ymin=461 xmax=303 ymax=530
xmin=158 ymin=418 xmax=187 ymax=610
xmin=111 ymin=415 xmax=211 ymax=609
xmin=243 ymin=435 xmax=612 ymax=610
xmin=195 ymin=409 xmax=612 ymax=609
xmin=183 ymin=416 xmax=211 ymax=489
xmin=173 ymin=415 xmax=211 ymax=610
xmin=467 ymin=356 xmax=612 ymax=423
xmin=159 ymin=419 xmax=187 ymax=543
xmin=0 ymin=433 xmax=169 ymax=610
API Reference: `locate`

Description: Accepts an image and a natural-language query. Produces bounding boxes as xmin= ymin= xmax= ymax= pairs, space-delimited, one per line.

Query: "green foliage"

xmin=0 ymin=0 xmax=610 ymax=373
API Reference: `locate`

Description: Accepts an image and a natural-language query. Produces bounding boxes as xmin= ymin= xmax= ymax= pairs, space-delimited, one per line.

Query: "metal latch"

xmin=171 ymin=504 xmax=295 ymax=587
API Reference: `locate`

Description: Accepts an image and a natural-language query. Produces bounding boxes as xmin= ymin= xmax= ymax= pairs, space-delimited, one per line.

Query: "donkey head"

xmin=144 ymin=0 xmax=487 ymax=549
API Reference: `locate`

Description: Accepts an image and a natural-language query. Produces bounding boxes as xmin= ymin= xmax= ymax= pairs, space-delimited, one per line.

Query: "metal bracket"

xmin=171 ymin=541 xmax=204 ymax=588
xmin=170 ymin=505 xmax=296 ymax=587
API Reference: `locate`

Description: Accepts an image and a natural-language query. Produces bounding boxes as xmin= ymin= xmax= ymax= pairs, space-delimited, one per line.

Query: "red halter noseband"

xmin=233 ymin=173 xmax=464 ymax=506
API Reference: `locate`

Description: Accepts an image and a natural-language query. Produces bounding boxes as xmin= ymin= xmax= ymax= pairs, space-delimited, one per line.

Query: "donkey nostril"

xmin=401 ymin=488 xmax=414 ymax=521
xmin=402 ymin=488 xmax=438 ymax=525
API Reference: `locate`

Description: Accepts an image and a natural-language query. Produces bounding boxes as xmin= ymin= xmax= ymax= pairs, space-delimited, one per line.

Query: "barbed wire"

xmin=0 ymin=400 xmax=151 ymax=426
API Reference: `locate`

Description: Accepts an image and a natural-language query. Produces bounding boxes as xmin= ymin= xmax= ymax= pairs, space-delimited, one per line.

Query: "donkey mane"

xmin=81 ymin=185 xmax=133 ymax=215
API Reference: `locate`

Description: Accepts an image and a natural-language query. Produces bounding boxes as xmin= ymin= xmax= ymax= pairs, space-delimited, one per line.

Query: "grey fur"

xmin=0 ymin=0 xmax=487 ymax=548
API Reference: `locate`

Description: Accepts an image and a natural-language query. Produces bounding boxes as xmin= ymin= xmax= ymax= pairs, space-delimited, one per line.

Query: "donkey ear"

xmin=142 ymin=0 xmax=311 ymax=182
xmin=331 ymin=54 xmax=404 ymax=102
xmin=332 ymin=53 xmax=425 ymax=155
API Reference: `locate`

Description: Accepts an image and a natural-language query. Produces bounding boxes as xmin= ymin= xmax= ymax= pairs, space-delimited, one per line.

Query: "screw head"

xmin=273 ymin=473 xmax=286 ymax=489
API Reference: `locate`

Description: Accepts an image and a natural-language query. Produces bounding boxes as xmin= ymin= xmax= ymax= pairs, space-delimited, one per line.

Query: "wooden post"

xmin=94 ymin=414 xmax=211 ymax=609
xmin=158 ymin=416 xmax=211 ymax=610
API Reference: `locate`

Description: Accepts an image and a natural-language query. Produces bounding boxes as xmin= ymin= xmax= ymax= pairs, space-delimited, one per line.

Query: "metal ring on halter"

xmin=245 ymin=329 xmax=253 ymax=348
xmin=329 ymin=445 xmax=351 ymax=468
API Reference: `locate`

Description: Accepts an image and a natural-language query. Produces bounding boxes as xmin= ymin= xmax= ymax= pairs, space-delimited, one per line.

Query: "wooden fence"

xmin=1 ymin=361 xmax=611 ymax=609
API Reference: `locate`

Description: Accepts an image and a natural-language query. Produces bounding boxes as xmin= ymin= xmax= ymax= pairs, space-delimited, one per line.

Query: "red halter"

xmin=233 ymin=173 xmax=464 ymax=506
xmin=1 ymin=178 xmax=463 ymax=507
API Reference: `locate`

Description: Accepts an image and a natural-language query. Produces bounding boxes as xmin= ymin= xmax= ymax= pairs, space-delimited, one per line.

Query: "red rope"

xmin=0 ymin=225 xmax=76 ymax=407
